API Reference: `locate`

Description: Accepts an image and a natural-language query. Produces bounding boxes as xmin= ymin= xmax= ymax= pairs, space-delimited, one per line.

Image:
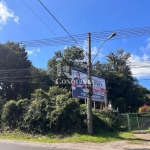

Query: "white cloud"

xmin=26 ymin=50 xmax=34 ymax=55
xmin=91 ymin=46 xmax=104 ymax=61
xmin=142 ymin=54 xmax=149 ymax=61
xmin=83 ymin=41 xmax=101 ymax=55
xmin=14 ymin=16 xmax=19 ymax=24
xmin=140 ymin=37 xmax=150 ymax=52
xmin=26 ymin=50 xmax=36 ymax=56
xmin=122 ymin=38 xmax=127 ymax=44
xmin=82 ymin=40 xmax=104 ymax=62
xmin=0 ymin=0 xmax=19 ymax=28
xmin=64 ymin=46 xmax=68 ymax=50
xmin=91 ymin=47 xmax=98 ymax=55
xmin=83 ymin=40 xmax=88 ymax=51
xmin=26 ymin=48 xmax=41 ymax=56
xmin=128 ymin=54 xmax=150 ymax=78
xmin=37 ymin=48 xmax=41 ymax=52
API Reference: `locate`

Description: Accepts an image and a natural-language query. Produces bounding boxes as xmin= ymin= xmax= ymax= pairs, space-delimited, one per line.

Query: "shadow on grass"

xmin=91 ymin=130 xmax=150 ymax=143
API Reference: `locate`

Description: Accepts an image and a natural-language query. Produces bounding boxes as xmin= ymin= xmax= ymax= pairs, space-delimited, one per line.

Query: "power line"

xmin=0 ymin=68 xmax=149 ymax=78
xmin=22 ymin=0 xmax=58 ymax=38
xmin=22 ymin=0 xmax=68 ymax=47
xmin=38 ymin=0 xmax=85 ymax=52
xmin=20 ymin=26 xmax=150 ymax=47
xmin=91 ymin=26 xmax=150 ymax=40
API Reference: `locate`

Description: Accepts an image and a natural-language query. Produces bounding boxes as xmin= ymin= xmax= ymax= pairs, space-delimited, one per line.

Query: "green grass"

xmin=0 ymin=130 xmax=137 ymax=143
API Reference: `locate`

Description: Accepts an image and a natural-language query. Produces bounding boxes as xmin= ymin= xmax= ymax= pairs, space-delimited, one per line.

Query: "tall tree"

xmin=30 ymin=66 xmax=54 ymax=92
xmin=47 ymin=45 xmax=85 ymax=89
xmin=93 ymin=50 xmax=148 ymax=113
xmin=0 ymin=42 xmax=32 ymax=100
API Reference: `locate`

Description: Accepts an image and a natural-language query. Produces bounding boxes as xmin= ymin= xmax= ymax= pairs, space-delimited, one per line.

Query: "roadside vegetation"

xmin=0 ymin=130 xmax=136 ymax=143
xmin=0 ymin=42 xmax=150 ymax=142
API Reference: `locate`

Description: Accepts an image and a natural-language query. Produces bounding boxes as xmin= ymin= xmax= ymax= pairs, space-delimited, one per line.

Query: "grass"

xmin=0 ymin=130 xmax=138 ymax=143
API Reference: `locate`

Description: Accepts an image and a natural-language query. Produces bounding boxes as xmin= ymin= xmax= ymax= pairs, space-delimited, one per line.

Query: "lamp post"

xmin=87 ymin=32 xmax=116 ymax=134
xmin=92 ymin=33 xmax=116 ymax=63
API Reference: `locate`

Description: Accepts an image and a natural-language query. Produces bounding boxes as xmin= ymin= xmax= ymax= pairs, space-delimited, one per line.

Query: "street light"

xmin=87 ymin=32 xmax=116 ymax=134
xmin=108 ymin=32 xmax=116 ymax=39
xmin=92 ymin=32 xmax=116 ymax=63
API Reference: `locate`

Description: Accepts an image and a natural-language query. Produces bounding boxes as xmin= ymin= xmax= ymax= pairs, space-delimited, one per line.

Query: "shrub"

xmin=23 ymin=98 xmax=51 ymax=133
xmin=93 ymin=110 xmax=119 ymax=132
xmin=16 ymin=99 xmax=30 ymax=128
xmin=138 ymin=105 xmax=150 ymax=113
xmin=1 ymin=100 xmax=18 ymax=128
xmin=50 ymin=98 xmax=86 ymax=134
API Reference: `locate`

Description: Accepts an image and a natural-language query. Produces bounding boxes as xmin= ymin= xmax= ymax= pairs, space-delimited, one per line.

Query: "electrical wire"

xmin=22 ymin=0 xmax=58 ymax=38
xmin=0 ymin=70 xmax=149 ymax=78
xmin=38 ymin=0 xmax=86 ymax=52
xmin=22 ymin=0 xmax=66 ymax=46
xmin=20 ymin=26 xmax=150 ymax=47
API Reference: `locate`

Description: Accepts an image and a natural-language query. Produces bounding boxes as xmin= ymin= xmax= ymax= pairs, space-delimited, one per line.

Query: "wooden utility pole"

xmin=87 ymin=33 xmax=93 ymax=134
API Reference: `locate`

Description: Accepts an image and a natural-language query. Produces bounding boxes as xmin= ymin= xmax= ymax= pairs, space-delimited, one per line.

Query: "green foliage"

xmin=16 ymin=99 xmax=30 ymax=127
xmin=93 ymin=50 xmax=149 ymax=113
xmin=31 ymin=89 xmax=49 ymax=100
xmin=1 ymin=43 xmax=150 ymax=135
xmin=0 ymin=97 xmax=7 ymax=116
xmin=30 ymin=66 xmax=54 ymax=91
xmin=0 ymin=42 xmax=32 ymax=100
xmin=93 ymin=110 xmax=119 ymax=132
xmin=80 ymin=104 xmax=87 ymax=115
xmin=48 ymin=86 xmax=69 ymax=105
xmin=23 ymin=98 xmax=51 ymax=133
xmin=48 ymin=86 xmax=68 ymax=97
xmin=0 ymin=129 xmax=136 ymax=143
xmin=0 ymin=86 xmax=120 ymax=135
xmin=47 ymin=46 xmax=85 ymax=89
xmin=1 ymin=100 xmax=18 ymax=128
xmin=50 ymin=98 xmax=86 ymax=133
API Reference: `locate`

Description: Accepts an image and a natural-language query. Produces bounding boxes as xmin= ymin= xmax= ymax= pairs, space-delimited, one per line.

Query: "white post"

xmin=104 ymin=92 xmax=107 ymax=110
xmin=85 ymin=99 xmax=87 ymax=105
xmin=94 ymin=101 xmax=96 ymax=109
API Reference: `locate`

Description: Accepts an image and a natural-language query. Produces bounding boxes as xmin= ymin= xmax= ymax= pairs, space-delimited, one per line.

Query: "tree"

xmin=47 ymin=46 xmax=85 ymax=89
xmin=93 ymin=50 xmax=148 ymax=113
xmin=0 ymin=42 xmax=32 ymax=100
xmin=30 ymin=67 xmax=54 ymax=92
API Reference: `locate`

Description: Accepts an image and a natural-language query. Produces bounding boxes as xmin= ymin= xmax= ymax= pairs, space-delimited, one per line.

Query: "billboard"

xmin=71 ymin=68 xmax=106 ymax=102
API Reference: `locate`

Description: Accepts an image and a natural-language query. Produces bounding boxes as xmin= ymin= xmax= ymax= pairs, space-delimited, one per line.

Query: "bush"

xmin=16 ymin=99 xmax=30 ymax=128
xmin=93 ymin=110 xmax=119 ymax=133
xmin=50 ymin=98 xmax=86 ymax=134
xmin=1 ymin=100 xmax=18 ymax=128
xmin=23 ymin=98 xmax=51 ymax=133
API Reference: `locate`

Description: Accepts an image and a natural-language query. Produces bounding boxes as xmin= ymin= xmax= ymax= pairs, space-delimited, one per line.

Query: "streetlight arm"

xmin=92 ymin=39 xmax=108 ymax=63
xmin=92 ymin=32 xmax=116 ymax=63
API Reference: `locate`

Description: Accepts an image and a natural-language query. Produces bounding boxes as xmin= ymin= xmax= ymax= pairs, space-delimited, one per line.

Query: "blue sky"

xmin=0 ymin=0 xmax=150 ymax=90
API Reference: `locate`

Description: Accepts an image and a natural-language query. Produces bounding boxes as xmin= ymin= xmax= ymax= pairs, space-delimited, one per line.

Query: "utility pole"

xmin=87 ymin=32 xmax=93 ymax=134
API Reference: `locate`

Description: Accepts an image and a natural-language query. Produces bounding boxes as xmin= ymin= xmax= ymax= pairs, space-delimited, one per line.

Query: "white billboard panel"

xmin=71 ymin=68 xmax=106 ymax=102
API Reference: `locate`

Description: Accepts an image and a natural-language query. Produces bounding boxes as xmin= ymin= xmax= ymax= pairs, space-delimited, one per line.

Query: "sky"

xmin=0 ymin=0 xmax=150 ymax=90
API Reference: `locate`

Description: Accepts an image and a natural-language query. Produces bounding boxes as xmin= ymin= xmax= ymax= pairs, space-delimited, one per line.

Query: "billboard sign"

xmin=71 ymin=68 xmax=106 ymax=102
